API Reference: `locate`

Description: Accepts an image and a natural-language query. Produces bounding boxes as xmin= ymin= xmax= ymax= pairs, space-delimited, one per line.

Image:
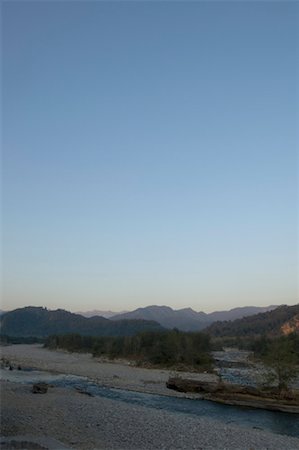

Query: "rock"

xmin=75 ymin=387 xmax=93 ymax=396
xmin=32 ymin=383 xmax=49 ymax=394
xmin=167 ymin=377 xmax=269 ymax=397
xmin=166 ymin=377 xmax=299 ymax=413
xmin=205 ymin=392 xmax=299 ymax=413
xmin=166 ymin=377 xmax=221 ymax=393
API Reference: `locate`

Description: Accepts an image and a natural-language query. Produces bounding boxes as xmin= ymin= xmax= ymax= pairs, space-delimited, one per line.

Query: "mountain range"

xmin=0 ymin=304 xmax=298 ymax=339
xmin=0 ymin=304 xmax=279 ymax=336
xmin=76 ymin=310 xmax=128 ymax=319
xmin=111 ymin=304 xmax=278 ymax=331
xmin=0 ymin=306 xmax=163 ymax=337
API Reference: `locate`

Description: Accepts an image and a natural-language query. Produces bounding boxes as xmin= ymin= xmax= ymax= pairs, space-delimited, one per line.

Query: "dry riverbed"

xmin=1 ymin=344 xmax=299 ymax=450
xmin=0 ymin=344 xmax=216 ymax=396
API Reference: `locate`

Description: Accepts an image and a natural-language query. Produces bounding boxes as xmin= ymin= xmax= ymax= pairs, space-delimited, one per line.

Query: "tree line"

xmin=45 ymin=329 xmax=212 ymax=370
xmin=251 ymin=333 xmax=299 ymax=391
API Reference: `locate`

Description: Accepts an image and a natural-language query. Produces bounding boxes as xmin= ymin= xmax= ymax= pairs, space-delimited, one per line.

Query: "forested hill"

xmin=0 ymin=307 xmax=164 ymax=337
xmin=204 ymin=304 xmax=299 ymax=338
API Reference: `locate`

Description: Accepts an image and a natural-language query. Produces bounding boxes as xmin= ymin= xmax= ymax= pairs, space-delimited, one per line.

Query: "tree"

xmin=260 ymin=336 xmax=299 ymax=392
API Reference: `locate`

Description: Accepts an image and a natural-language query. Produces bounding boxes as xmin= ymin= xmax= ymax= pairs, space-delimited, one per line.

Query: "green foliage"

xmin=253 ymin=334 xmax=299 ymax=391
xmin=0 ymin=335 xmax=45 ymax=344
xmin=210 ymin=336 xmax=255 ymax=351
xmin=211 ymin=333 xmax=299 ymax=392
xmin=45 ymin=329 xmax=212 ymax=370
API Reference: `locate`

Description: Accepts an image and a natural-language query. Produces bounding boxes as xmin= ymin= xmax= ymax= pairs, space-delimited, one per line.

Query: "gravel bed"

xmin=2 ymin=381 xmax=299 ymax=450
xmin=1 ymin=344 xmax=299 ymax=449
xmin=0 ymin=344 xmax=217 ymax=397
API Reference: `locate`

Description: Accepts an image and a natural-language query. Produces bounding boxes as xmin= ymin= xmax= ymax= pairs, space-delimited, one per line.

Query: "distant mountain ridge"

xmin=0 ymin=307 xmax=163 ymax=338
xmin=113 ymin=305 xmax=207 ymax=331
xmin=0 ymin=304 xmax=283 ymax=337
xmin=112 ymin=304 xmax=278 ymax=331
xmin=75 ymin=310 xmax=128 ymax=319
xmin=204 ymin=304 xmax=299 ymax=337
xmin=207 ymin=305 xmax=278 ymax=322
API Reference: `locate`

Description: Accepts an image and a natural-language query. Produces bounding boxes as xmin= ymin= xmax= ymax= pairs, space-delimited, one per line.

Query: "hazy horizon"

xmin=2 ymin=2 xmax=298 ymax=313
xmin=0 ymin=301 xmax=293 ymax=316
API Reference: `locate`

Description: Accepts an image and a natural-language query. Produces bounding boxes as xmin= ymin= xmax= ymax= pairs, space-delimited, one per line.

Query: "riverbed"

xmin=1 ymin=344 xmax=299 ymax=449
xmin=1 ymin=367 xmax=299 ymax=439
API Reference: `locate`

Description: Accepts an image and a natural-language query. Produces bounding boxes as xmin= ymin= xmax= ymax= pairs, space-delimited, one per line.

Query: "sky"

xmin=2 ymin=1 xmax=298 ymax=313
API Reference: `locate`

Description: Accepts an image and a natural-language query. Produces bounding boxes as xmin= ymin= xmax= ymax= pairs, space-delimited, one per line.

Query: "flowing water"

xmin=1 ymin=368 xmax=298 ymax=439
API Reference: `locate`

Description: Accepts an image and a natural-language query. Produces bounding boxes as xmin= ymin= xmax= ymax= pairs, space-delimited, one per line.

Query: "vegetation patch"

xmin=45 ymin=329 xmax=213 ymax=371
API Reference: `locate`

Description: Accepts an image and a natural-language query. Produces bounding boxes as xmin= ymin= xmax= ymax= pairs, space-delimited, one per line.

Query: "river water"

xmin=1 ymin=368 xmax=299 ymax=439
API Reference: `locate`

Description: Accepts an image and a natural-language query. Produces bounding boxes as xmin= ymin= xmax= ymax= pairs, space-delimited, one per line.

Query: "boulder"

xmin=166 ymin=377 xmax=299 ymax=413
xmin=166 ymin=377 xmax=220 ymax=393
xmin=32 ymin=383 xmax=49 ymax=394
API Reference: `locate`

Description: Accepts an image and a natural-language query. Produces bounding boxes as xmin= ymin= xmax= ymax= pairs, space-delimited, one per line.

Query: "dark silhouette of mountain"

xmin=0 ymin=304 xmax=283 ymax=336
xmin=112 ymin=305 xmax=278 ymax=332
xmin=204 ymin=304 xmax=299 ymax=337
xmin=0 ymin=307 xmax=164 ymax=338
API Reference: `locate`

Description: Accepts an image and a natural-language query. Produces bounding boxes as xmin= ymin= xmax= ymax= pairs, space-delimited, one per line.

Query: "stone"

xmin=166 ymin=377 xmax=221 ymax=393
xmin=166 ymin=377 xmax=299 ymax=413
xmin=32 ymin=383 xmax=49 ymax=394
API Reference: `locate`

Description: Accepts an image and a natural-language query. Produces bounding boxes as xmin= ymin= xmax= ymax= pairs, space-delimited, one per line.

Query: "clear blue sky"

xmin=2 ymin=1 xmax=298 ymax=313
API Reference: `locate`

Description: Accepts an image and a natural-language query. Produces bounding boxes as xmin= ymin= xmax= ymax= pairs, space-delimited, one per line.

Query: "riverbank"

xmin=166 ymin=377 xmax=299 ymax=413
xmin=3 ymin=379 xmax=299 ymax=450
xmin=0 ymin=344 xmax=217 ymax=397
xmin=1 ymin=344 xmax=299 ymax=449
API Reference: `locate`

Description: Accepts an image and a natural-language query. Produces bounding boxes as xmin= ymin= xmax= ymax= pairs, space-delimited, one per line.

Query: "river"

xmin=1 ymin=367 xmax=299 ymax=439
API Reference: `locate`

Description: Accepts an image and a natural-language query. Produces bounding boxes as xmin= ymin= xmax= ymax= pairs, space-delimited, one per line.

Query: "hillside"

xmin=112 ymin=304 xmax=278 ymax=332
xmin=204 ymin=304 xmax=299 ymax=337
xmin=0 ymin=307 xmax=164 ymax=338
xmin=207 ymin=305 xmax=277 ymax=322
xmin=281 ymin=314 xmax=299 ymax=335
